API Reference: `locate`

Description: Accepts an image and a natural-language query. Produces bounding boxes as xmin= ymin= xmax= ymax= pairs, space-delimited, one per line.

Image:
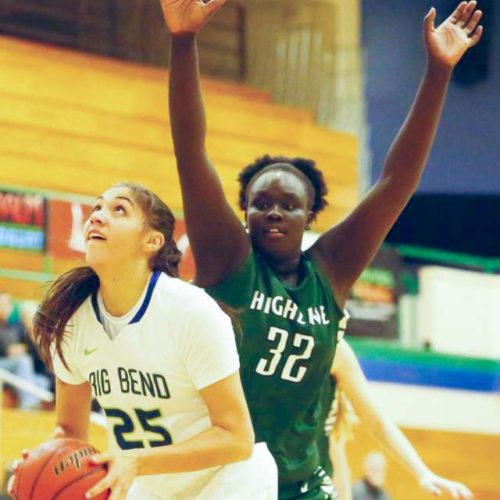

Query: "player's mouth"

xmin=264 ymin=226 xmax=286 ymax=239
xmin=87 ymin=230 xmax=107 ymax=242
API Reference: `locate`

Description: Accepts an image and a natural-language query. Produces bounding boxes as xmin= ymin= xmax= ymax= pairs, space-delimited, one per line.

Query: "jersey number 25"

xmin=103 ymin=407 xmax=172 ymax=450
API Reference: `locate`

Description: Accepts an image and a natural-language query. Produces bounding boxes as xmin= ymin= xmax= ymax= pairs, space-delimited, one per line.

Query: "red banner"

xmin=48 ymin=200 xmax=92 ymax=260
xmin=0 ymin=190 xmax=46 ymax=252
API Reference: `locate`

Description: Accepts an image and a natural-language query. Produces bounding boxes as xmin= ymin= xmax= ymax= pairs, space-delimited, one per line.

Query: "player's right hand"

xmin=85 ymin=452 xmax=138 ymax=500
xmin=159 ymin=0 xmax=228 ymax=35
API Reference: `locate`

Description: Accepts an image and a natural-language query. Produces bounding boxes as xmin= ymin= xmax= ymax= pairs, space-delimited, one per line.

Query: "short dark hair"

xmin=238 ymin=155 xmax=328 ymax=219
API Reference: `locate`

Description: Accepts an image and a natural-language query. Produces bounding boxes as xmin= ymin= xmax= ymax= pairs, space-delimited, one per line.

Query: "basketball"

xmin=10 ymin=438 xmax=109 ymax=500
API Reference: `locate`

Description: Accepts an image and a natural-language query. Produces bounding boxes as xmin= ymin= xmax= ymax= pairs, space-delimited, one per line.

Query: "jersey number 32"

xmin=256 ymin=327 xmax=315 ymax=383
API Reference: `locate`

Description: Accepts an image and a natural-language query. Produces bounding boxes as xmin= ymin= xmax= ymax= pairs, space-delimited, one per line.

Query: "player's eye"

xmin=114 ymin=205 xmax=126 ymax=214
xmin=91 ymin=204 xmax=102 ymax=213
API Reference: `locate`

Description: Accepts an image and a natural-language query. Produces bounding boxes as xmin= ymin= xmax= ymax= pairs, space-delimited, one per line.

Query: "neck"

xmin=96 ymin=261 xmax=152 ymax=317
xmin=265 ymin=252 xmax=302 ymax=285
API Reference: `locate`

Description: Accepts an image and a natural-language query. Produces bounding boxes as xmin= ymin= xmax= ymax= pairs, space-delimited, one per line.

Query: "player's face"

xmin=83 ymin=187 xmax=150 ymax=270
xmin=246 ymin=169 xmax=311 ymax=260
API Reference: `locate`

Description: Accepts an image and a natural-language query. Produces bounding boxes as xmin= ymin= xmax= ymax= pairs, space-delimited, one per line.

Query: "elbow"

xmin=237 ymin=428 xmax=255 ymax=461
xmin=231 ymin=425 xmax=255 ymax=462
xmin=380 ymin=171 xmax=420 ymax=195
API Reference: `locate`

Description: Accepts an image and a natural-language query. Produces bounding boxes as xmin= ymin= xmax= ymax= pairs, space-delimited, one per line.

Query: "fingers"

xmin=7 ymin=475 xmax=16 ymax=496
xmin=85 ymin=454 xmax=110 ymax=497
xmin=449 ymin=1 xmax=468 ymax=25
xmin=449 ymin=1 xmax=483 ymax=48
xmin=451 ymin=482 xmax=474 ymax=500
xmin=423 ymin=475 xmax=474 ymax=500
xmin=424 ymin=7 xmax=437 ymax=32
xmin=441 ymin=481 xmax=473 ymax=500
xmin=12 ymin=459 xmax=22 ymax=473
xmin=451 ymin=1 xmax=477 ymax=27
xmin=429 ymin=484 xmax=441 ymax=496
xmin=469 ymin=24 xmax=483 ymax=46
xmin=203 ymin=0 xmax=228 ymax=16
xmin=53 ymin=427 xmax=67 ymax=439
xmin=86 ymin=476 xmax=111 ymax=499
xmin=464 ymin=9 xmax=482 ymax=35
xmin=91 ymin=453 xmax=110 ymax=465
xmin=86 ymin=472 xmax=130 ymax=500
xmin=429 ymin=484 xmax=442 ymax=496
xmin=462 ymin=7 xmax=482 ymax=47
xmin=108 ymin=484 xmax=129 ymax=500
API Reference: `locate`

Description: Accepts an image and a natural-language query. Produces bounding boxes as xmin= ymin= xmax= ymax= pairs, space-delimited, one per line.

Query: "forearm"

xmin=381 ymin=63 xmax=452 ymax=191
xmin=126 ymin=425 xmax=253 ymax=475
xmin=55 ymin=379 xmax=91 ymax=442
xmin=330 ymin=439 xmax=353 ymax=500
xmin=372 ymin=417 xmax=432 ymax=481
xmin=169 ymin=34 xmax=207 ymax=164
xmin=53 ymin=423 xmax=89 ymax=442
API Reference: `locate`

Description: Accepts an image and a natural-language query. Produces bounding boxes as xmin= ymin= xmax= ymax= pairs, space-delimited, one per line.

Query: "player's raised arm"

xmin=160 ymin=0 xmax=250 ymax=287
xmin=310 ymin=1 xmax=483 ymax=306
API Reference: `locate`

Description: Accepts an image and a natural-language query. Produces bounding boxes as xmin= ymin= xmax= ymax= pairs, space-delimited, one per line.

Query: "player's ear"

xmin=306 ymin=211 xmax=314 ymax=229
xmin=144 ymin=230 xmax=164 ymax=254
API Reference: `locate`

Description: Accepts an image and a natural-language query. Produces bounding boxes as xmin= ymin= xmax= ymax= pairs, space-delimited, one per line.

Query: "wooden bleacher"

xmin=0 ymin=34 xmax=358 ymax=297
xmin=0 ymin=35 xmax=358 ymax=214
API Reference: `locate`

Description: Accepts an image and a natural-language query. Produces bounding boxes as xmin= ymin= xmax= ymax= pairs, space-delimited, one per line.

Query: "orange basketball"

xmin=11 ymin=438 xmax=109 ymax=500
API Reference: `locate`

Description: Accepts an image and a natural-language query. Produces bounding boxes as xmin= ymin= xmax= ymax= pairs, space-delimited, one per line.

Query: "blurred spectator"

xmin=352 ymin=451 xmax=390 ymax=500
xmin=20 ymin=301 xmax=54 ymax=393
xmin=0 ymin=292 xmax=45 ymax=409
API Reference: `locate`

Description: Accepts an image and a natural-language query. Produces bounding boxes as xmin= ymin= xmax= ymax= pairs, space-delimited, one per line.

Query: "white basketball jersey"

xmin=53 ymin=271 xmax=240 ymax=498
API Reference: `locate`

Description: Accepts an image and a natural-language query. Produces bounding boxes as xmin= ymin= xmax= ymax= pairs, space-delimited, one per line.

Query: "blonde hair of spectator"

xmin=331 ymin=389 xmax=360 ymax=442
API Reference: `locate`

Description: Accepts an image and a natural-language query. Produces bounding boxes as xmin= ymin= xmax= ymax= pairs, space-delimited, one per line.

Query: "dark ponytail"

xmin=34 ymin=182 xmax=182 ymax=369
xmin=35 ymin=267 xmax=98 ymax=369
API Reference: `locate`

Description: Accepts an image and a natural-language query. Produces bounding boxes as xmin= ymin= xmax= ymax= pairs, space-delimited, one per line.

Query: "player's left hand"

xmin=419 ymin=472 xmax=474 ymax=499
xmin=424 ymin=1 xmax=483 ymax=70
xmin=159 ymin=0 xmax=228 ymax=35
xmin=85 ymin=452 xmax=139 ymax=500
xmin=7 ymin=449 xmax=31 ymax=496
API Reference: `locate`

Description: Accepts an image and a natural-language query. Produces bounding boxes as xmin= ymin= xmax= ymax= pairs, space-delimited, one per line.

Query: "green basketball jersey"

xmin=317 ymin=376 xmax=337 ymax=478
xmin=206 ymin=251 xmax=344 ymax=484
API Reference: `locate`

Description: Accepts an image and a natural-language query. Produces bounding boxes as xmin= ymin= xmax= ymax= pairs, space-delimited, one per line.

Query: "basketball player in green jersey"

xmin=160 ymin=0 xmax=483 ymax=497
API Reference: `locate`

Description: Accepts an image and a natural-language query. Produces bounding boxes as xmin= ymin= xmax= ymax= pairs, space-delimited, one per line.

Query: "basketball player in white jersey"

xmin=20 ymin=182 xmax=277 ymax=499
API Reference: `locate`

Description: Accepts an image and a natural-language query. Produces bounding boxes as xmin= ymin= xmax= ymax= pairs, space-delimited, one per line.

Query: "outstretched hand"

xmin=420 ymin=472 xmax=474 ymax=499
xmin=160 ymin=0 xmax=227 ymax=35
xmin=424 ymin=1 xmax=483 ymax=70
